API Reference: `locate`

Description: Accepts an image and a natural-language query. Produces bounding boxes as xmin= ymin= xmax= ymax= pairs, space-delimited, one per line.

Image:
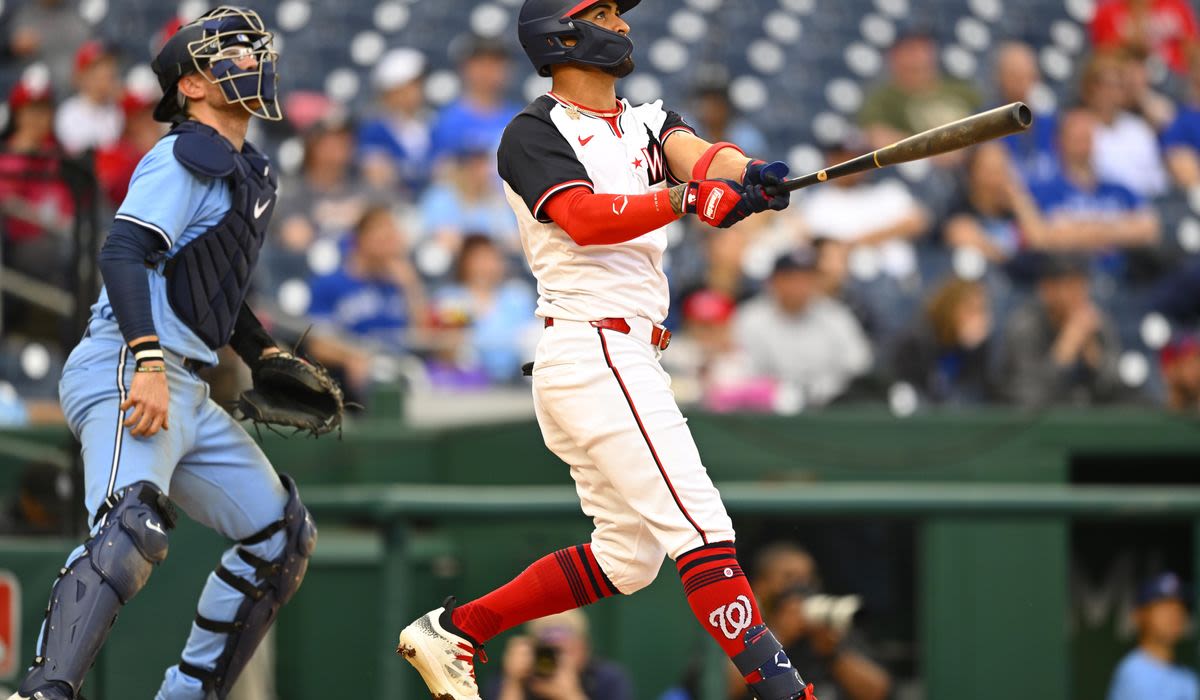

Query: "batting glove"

xmin=742 ymin=160 xmax=791 ymax=212
xmin=682 ymin=179 xmax=755 ymax=228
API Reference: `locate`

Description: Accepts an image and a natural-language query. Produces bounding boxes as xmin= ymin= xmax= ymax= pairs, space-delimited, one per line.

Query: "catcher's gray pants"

xmin=47 ymin=334 xmax=293 ymax=699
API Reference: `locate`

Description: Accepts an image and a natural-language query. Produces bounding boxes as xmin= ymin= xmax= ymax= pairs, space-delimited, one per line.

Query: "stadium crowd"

xmin=2 ymin=0 xmax=1200 ymax=421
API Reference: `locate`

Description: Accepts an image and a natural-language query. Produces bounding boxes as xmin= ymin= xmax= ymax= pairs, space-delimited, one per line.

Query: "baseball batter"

xmin=399 ymin=2 xmax=816 ymax=699
xmin=8 ymin=7 xmax=335 ymax=700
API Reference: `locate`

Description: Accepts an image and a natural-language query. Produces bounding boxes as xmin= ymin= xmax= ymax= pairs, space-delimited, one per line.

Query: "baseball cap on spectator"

xmin=75 ymin=41 xmax=116 ymax=76
xmin=1160 ymin=333 xmax=1200 ymax=368
xmin=683 ymin=290 xmax=736 ymax=325
xmin=771 ymin=247 xmax=821 ymax=276
xmin=892 ymin=21 xmax=936 ymax=46
xmin=9 ymin=75 xmax=53 ymax=112
xmin=1136 ymin=572 xmax=1190 ymax=608
xmin=285 ymin=91 xmax=353 ymax=134
xmin=373 ymin=48 xmax=426 ymax=91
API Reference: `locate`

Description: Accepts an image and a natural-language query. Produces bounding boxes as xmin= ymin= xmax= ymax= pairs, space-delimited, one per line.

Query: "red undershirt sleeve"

xmin=542 ymin=186 xmax=682 ymax=246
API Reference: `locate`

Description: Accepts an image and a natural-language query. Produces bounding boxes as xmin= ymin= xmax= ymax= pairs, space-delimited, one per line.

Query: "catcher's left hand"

xmin=237 ymin=351 xmax=345 ymax=437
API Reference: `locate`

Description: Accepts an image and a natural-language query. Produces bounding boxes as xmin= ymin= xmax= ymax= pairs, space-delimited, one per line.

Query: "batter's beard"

xmin=603 ymin=57 xmax=636 ymax=78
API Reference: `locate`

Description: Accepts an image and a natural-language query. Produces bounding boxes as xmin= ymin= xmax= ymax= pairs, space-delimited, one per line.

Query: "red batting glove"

xmin=682 ymin=179 xmax=755 ymax=228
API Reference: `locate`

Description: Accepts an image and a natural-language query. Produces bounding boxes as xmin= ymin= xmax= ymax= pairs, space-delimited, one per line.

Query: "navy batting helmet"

xmin=518 ymin=0 xmax=640 ymax=78
xmin=151 ymin=5 xmax=281 ymax=123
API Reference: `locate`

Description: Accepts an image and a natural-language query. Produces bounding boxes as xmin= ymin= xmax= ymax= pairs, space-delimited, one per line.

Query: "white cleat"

xmin=396 ymin=598 xmax=485 ymax=700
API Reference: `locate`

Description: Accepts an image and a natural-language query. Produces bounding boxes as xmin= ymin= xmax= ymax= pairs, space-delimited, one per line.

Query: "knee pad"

xmin=21 ymin=482 xmax=175 ymax=697
xmin=179 ymin=473 xmax=316 ymax=699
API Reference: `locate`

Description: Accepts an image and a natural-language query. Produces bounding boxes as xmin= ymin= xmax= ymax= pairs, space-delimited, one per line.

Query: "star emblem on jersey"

xmin=253 ymin=198 xmax=271 ymax=219
xmin=577 ymin=134 xmax=594 ymax=147
xmin=631 ymin=157 xmax=643 ymax=168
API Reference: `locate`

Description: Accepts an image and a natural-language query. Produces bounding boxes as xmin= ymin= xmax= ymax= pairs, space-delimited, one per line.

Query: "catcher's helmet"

xmin=151 ymin=5 xmax=281 ymax=123
xmin=518 ymin=0 xmax=640 ymax=78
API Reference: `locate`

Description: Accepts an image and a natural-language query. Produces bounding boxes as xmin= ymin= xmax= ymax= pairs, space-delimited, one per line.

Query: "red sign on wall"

xmin=0 ymin=571 xmax=19 ymax=679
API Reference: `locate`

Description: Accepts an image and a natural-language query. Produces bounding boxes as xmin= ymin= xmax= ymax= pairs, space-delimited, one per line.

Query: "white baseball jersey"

xmin=498 ymin=93 xmax=693 ymax=323
xmin=497 ymin=93 xmax=736 ymax=589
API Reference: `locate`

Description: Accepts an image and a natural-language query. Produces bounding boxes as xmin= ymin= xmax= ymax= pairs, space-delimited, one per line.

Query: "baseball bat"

xmin=770 ymin=102 xmax=1033 ymax=194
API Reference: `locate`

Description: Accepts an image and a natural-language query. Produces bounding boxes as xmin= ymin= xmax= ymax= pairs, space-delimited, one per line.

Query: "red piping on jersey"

xmin=595 ymin=328 xmax=709 ymax=545
xmin=534 ymin=179 xmax=594 ymax=221
xmin=542 ymin=186 xmax=681 ymax=246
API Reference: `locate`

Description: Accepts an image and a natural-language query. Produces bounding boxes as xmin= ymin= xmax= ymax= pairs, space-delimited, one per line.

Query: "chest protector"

xmin=162 ymin=121 xmax=277 ymax=350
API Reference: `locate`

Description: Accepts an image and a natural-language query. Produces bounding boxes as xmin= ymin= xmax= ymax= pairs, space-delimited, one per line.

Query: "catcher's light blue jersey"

xmin=87 ymin=134 xmax=231 ymax=366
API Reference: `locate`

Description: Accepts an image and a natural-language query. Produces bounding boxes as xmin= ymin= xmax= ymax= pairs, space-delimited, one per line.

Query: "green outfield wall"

xmin=0 ymin=408 xmax=1197 ymax=699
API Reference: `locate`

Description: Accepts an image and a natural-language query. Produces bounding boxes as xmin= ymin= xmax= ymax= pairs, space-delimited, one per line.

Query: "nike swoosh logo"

xmin=578 ymin=135 xmax=594 ymax=147
xmin=146 ymin=520 xmax=165 ymax=535
xmin=254 ymin=198 xmax=271 ymax=219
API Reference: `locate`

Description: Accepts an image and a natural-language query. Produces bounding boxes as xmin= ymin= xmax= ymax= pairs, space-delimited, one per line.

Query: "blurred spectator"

xmin=1160 ymin=333 xmax=1200 ymax=412
xmin=1106 ymin=572 xmax=1197 ymax=700
xmin=995 ymin=41 xmax=1059 ymax=184
xmin=1080 ymin=52 xmax=1168 ymax=198
xmin=424 ymin=299 xmax=490 ymax=390
xmin=943 ymin=143 xmax=1046 ymax=265
xmin=0 ymin=71 xmax=73 ymax=281
xmin=358 ymin=48 xmax=433 ymax=196
xmin=689 ymin=74 xmax=769 ymax=157
xmin=94 ymin=87 xmax=165 ymax=207
xmin=489 ymin=609 xmax=634 ymax=700
xmin=263 ymin=109 xmax=371 ymax=288
xmin=307 ymin=206 xmax=428 ymax=353
xmin=1162 ymin=43 xmax=1200 ymax=188
xmin=812 ymin=237 xmax=879 ymax=338
xmin=433 ymin=235 xmax=536 ymax=383
xmin=8 ymin=0 xmax=90 ymax=90
xmin=890 ymin=278 xmax=997 ymax=405
xmin=997 ymin=254 xmax=1126 ymax=407
xmin=430 ymin=36 xmax=518 ymax=160
xmin=798 ymin=134 xmax=929 ymax=282
xmin=1117 ymin=47 xmax=1176 ymax=132
xmin=418 ymin=141 xmax=519 ymax=267
xmin=0 ymin=461 xmax=73 ymax=535
xmin=675 ymin=289 xmax=778 ymax=412
xmin=751 ymin=541 xmax=819 ymax=604
xmin=1028 ymin=108 xmax=1160 ymax=258
xmin=54 ymin=41 xmax=123 ymax=156
xmin=858 ymin=26 xmax=981 ymax=151
xmin=1090 ymin=0 xmax=1197 ymax=74
xmin=749 ymin=543 xmax=892 ymax=700
xmin=733 ymin=249 xmax=873 ymax=408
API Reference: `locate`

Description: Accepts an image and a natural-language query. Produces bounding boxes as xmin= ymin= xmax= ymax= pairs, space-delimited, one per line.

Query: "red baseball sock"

xmin=677 ymin=542 xmax=765 ymax=674
xmin=450 ymin=543 xmax=619 ymax=645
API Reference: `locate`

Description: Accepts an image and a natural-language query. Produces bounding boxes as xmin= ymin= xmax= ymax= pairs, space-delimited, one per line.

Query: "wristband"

xmin=130 ymin=339 xmax=164 ymax=367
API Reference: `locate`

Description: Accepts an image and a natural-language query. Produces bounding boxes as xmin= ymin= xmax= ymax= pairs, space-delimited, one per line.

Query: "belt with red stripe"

xmin=544 ymin=317 xmax=672 ymax=351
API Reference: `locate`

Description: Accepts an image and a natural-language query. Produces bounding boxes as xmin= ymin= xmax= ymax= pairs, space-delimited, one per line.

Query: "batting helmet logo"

xmin=0 ymin=571 xmax=20 ymax=679
xmin=709 ymin=595 xmax=752 ymax=640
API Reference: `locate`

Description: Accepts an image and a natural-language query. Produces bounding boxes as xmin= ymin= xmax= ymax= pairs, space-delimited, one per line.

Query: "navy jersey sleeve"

xmin=660 ymin=109 xmax=695 ymax=145
xmin=497 ymin=114 xmax=593 ymax=223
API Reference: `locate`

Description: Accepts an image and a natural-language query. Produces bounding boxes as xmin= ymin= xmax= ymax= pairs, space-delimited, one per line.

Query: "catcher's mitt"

xmin=237 ymin=352 xmax=345 ymax=437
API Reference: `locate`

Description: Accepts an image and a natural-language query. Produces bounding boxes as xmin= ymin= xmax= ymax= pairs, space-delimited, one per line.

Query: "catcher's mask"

xmin=152 ymin=5 xmax=281 ymax=123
